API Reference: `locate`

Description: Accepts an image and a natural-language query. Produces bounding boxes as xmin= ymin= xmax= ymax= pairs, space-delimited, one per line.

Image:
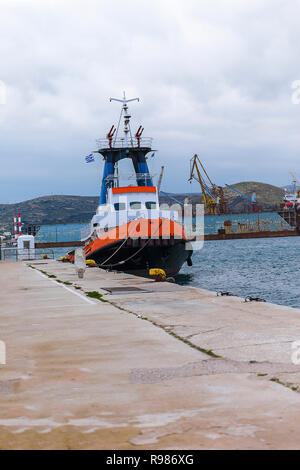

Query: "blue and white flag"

xmin=85 ymin=153 xmax=95 ymax=163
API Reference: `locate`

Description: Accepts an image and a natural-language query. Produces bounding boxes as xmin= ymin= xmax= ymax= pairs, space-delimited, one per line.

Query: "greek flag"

xmin=85 ymin=153 xmax=95 ymax=163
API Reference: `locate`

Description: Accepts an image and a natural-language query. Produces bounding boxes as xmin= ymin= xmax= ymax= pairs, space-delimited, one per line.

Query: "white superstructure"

xmin=82 ymin=186 xmax=180 ymax=241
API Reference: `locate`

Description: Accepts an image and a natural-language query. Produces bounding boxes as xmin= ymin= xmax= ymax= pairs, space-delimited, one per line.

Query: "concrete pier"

xmin=1 ymin=259 xmax=300 ymax=449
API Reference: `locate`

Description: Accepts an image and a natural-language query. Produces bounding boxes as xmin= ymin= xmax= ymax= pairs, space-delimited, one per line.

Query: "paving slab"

xmin=1 ymin=260 xmax=300 ymax=449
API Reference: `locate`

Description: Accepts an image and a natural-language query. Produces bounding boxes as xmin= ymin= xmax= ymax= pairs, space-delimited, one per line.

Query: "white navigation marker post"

xmin=17 ymin=235 xmax=35 ymax=260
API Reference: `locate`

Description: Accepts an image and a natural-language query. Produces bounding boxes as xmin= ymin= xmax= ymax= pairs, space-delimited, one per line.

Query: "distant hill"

xmin=225 ymin=181 xmax=284 ymax=211
xmin=0 ymin=182 xmax=285 ymax=234
xmin=0 ymin=195 xmax=99 ymax=233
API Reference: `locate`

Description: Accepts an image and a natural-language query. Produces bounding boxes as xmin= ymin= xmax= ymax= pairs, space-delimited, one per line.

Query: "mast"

xmin=110 ymin=91 xmax=139 ymax=148
xmin=97 ymin=93 xmax=153 ymax=205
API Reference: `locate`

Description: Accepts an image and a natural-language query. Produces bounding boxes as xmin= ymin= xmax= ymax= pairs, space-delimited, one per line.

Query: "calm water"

xmin=178 ymin=237 xmax=300 ymax=309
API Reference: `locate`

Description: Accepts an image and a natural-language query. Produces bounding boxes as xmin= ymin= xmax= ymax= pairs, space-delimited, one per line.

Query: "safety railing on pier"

xmin=96 ymin=137 xmax=153 ymax=149
xmin=0 ymin=248 xmax=55 ymax=261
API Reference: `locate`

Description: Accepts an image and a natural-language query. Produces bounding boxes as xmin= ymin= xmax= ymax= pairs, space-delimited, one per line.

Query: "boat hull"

xmin=67 ymin=217 xmax=193 ymax=277
xmin=85 ymin=237 xmax=192 ymax=277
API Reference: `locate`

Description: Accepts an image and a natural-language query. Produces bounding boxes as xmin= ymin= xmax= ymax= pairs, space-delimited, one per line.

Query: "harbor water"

xmin=179 ymin=236 xmax=300 ymax=309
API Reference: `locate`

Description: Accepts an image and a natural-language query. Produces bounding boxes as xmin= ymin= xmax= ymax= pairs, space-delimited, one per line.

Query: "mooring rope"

xmin=98 ymin=216 xmax=143 ymax=267
xmin=100 ymin=219 xmax=165 ymax=268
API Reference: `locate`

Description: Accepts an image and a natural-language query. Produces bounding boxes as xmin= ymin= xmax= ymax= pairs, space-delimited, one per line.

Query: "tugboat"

xmin=68 ymin=94 xmax=193 ymax=277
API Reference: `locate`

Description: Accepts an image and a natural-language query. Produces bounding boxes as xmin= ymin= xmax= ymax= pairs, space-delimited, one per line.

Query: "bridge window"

xmin=145 ymin=201 xmax=157 ymax=209
xmin=130 ymin=201 xmax=141 ymax=209
xmin=114 ymin=203 xmax=126 ymax=211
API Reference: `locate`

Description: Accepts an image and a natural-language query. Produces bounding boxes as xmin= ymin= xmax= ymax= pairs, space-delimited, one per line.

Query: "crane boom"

xmin=160 ymin=191 xmax=184 ymax=207
xmin=189 ymin=156 xmax=209 ymax=206
xmin=157 ymin=166 xmax=164 ymax=193
xmin=225 ymin=184 xmax=255 ymax=203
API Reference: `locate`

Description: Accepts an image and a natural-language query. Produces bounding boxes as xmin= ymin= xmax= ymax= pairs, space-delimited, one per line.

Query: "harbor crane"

xmin=288 ymin=171 xmax=300 ymax=195
xmin=188 ymin=154 xmax=227 ymax=214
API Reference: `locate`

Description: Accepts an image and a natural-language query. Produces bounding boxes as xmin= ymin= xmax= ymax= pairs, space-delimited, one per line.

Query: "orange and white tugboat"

xmin=69 ymin=94 xmax=193 ymax=277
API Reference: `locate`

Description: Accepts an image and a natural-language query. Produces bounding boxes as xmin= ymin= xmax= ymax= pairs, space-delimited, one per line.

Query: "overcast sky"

xmin=1 ymin=0 xmax=300 ymax=203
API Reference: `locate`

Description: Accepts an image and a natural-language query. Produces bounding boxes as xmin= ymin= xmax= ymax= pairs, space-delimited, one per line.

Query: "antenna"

xmin=109 ymin=92 xmax=139 ymax=146
xmin=109 ymin=91 xmax=140 ymax=104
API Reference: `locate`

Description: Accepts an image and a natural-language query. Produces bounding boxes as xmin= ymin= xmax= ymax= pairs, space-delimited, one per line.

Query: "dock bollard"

xmin=149 ymin=268 xmax=167 ymax=282
xmin=74 ymin=248 xmax=86 ymax=279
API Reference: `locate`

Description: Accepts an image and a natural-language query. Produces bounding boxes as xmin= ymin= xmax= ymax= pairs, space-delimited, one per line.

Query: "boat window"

xmin=130 ymin=201 xmax=141 ymax=209
xmin=145 ymin=201 xmax=157 ymax=209
xmin=114 ymin=202 xmax=126 ymax=211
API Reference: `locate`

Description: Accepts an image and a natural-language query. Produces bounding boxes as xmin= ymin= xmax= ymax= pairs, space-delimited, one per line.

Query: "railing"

xmin=0 ymin=248 xmax=55 ymax=261
xmin=96 ymin=137 xmax=153 ymax=149
xmin=105 ymin=172 xmax=155 ymax=184
xmin=35 ymin=224 xmax=88 ymax=243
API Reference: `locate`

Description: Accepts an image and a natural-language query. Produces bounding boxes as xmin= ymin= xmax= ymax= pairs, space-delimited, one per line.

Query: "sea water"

xmin=178 ymin=237 xmax=300 ymax=309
